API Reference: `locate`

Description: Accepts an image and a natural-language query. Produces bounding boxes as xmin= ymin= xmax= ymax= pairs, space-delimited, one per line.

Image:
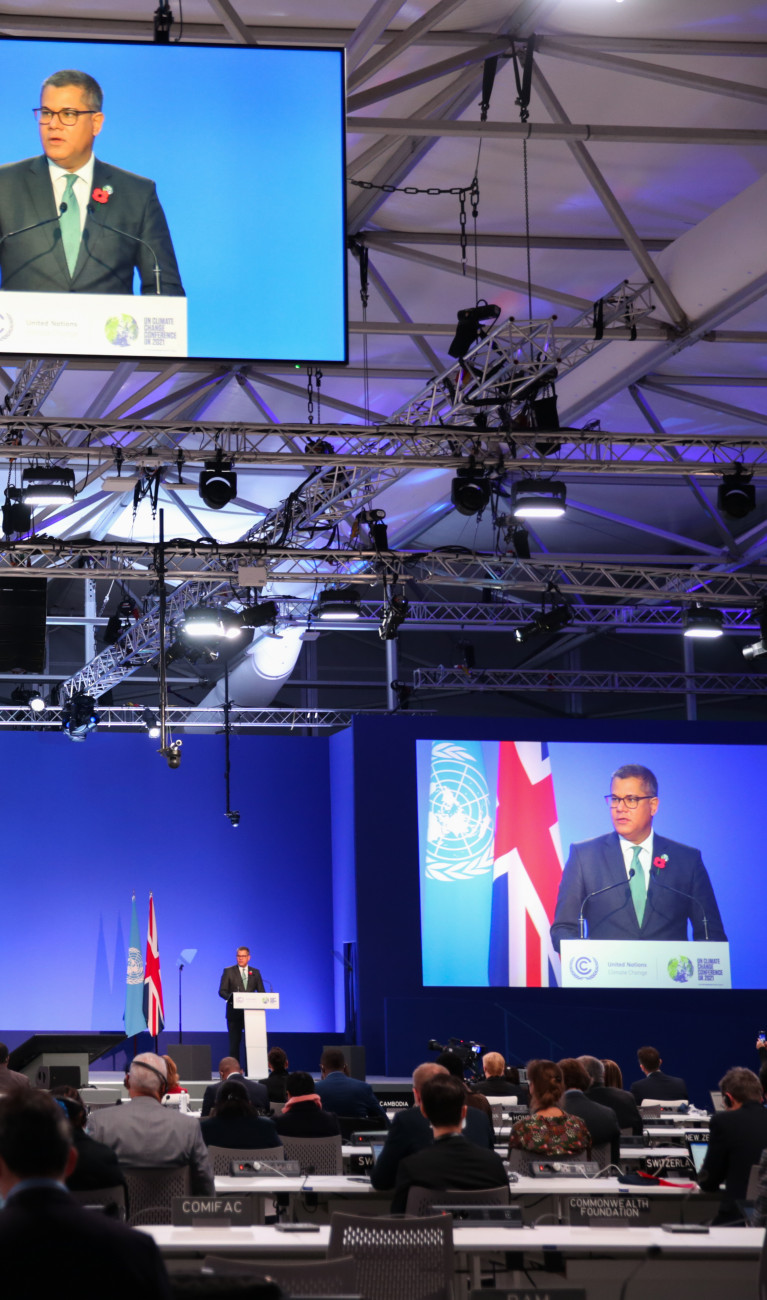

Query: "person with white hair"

xmin=88 ymin=1051 xmax=213 ymax=1193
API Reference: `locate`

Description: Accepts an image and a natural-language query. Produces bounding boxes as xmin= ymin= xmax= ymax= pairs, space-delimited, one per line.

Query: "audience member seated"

xmin=602 ymin=1059 xmax=624 ymax=1089
xmin=162 ymin=1056 xmax=188 ymax=1096
xmin=0 ymin=1042 xmax=29 ymax=1093
xmin=435 ymin=1050 xmax=493 ymax=1120
xmin=273 ymin=1071 xmax=342 ymax=1137
xmin=629 ymin=1046 xmax=689 ymax=1103
xmin=391 ymin=1073 xmax=508 ymax=1213
xmin=316 ymin=1048 xmax=389 ymax=1123
xmin=698 ymin=1066 xmax=767 ymax=1224
xmin=508 ymin=1059 xmax=589 ymax=1158
xmin=0 ymin=1089 xmax=170 ymax=1297
xmin=260 ymin=1046 xmax=290 ymax=1103
xmin=558 ymin=1058 xmax=620 ymax=1164
xmin=51 ymin=1087 xmax=126 ymax=1197
xmin=200 ymin=1077 xmax=282 ymax=1150
xmin=578 ymin=1055 xmax=642 ymax=1134
xmin=474 ymin=1052 xmax=524 ymax=1098
xmin=88 ymin=1052 xmax=214 ymax=1194
xmin=502 ymin=1066 xmax=530 ymax=1107
xmin=201 ymin=1056 xmax=269 ymax=1117
xmin=371 ymin=1062 xmax=494 ymax=1192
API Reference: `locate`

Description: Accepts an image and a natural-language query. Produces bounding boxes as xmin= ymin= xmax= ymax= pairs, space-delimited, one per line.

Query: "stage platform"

xmin=85 ymin=1071 xmax=414 ymax=1108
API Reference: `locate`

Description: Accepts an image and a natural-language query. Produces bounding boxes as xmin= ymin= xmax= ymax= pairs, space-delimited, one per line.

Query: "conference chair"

xmin=590 ymin=1142 xmax=611 ymax=1171
xmin=280 ymin=1133 xmax=343 ymax=1174
xmin=328 ymin=1210 xmax=454 ymax=1300
xmin=206 ymin=1145 xmax=286 ymax=1176
xmin=404 ymin=1182 xmax=511 ymax=1217
xmin=70 ymin=1184 xmax=127 ymax=1220
xmin=202 ymin=1253 xmax=359 ymax=1296
xmin=123 ymin=1165 xmax=191 ymax=1225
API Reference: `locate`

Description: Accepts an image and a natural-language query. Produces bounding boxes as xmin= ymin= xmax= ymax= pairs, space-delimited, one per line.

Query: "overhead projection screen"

xmin=0 ymin=37 xmax=347 ymax=364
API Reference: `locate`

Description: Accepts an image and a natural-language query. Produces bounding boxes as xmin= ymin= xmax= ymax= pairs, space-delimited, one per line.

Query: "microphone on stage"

xmin=578 ymin=868 xmax=635 ymax=939
xmin=650 ymin=865 xmax=709 ymax=940
xmin=0 ymin=203 xmax=70 ymax=249
xmin=86 ymin=205 xmax=162 ymax=293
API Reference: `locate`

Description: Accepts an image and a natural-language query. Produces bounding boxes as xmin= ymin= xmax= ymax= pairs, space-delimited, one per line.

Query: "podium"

xmin=233 ymin=991 xmax=280 ymax=1078
xmin=560 ymin=939 xmax=731 ymax=989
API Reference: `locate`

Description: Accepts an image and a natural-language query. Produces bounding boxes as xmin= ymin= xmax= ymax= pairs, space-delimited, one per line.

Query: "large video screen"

xmin=417 ymin=738 xmax=763 ymax=991
xmin=0 ymin=37 xmax=346 ymax=362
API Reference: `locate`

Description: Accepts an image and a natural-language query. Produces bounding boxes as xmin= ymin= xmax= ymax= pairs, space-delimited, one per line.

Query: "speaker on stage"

xmin=0 ymin=577 xmax=47 ymax=672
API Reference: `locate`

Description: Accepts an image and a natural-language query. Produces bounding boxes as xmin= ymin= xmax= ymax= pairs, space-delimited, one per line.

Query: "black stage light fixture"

xmin=742 ymin=598 xmax=767 ymax=659
xmin=451 ymin=463 xmax=491 ymax=517
xmin=239 ymin=601 xmax=279 ymax=630
xmin=61 ymin=690 xmax=99 ymax=741
xmin=379 ymin=593 xmax=409 ymax=641
xmin=718 ymin=466 xmax=755 ymax=519
xmin=515 ymin=602 xmax=572 ymax=644
xmin=10 ymin=685 xmax=45 ymax=714
xmin=160 ymin=740 xmax=182 ymax=769
xmin=683 ymin=604 xmax=724 ymax=640
xmin=512 ymin=478 xmax=566 ymax=520
xmin=180 ymin=604 xmax=244 ymax=642
xmin=153 ymin=1 xmax=174 ymax=42
xmin=448 ymin=302 xmax=501 ymax=358
xmin=512 ymin=526 xmax=530 ymax=559
xmin=312 ymin=586 xmax=362 ymax=621
xmin=2 ymin=487 xmax=32 ymax=536
xmin=142 ymin=707 xmax=161 ymax=737
xmin=21 ymin=466 xmax=76 ymax=506
xmin=199 ymin=458 xmax=237 ymax=510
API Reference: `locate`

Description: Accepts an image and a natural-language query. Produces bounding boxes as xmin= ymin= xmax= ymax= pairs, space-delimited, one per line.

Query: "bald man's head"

xmin=412 ymin=1061 xmax=448 ymax=1099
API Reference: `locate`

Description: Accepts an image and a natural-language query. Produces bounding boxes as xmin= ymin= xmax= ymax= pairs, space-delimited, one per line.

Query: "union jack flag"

xmin=488 ymin=741 xmax=563 ymax=987
xmin=142 ymin=893 xmax=165 ymax=1037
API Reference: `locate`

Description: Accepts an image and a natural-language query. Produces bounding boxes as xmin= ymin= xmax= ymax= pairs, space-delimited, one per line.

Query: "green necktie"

xmin=241 ymin=966 xmax=248 ymax=987
xmin=59 ymin=173 xmax=81 ymax=277
xmin=629 ymin=845 xmax=646 ymax=926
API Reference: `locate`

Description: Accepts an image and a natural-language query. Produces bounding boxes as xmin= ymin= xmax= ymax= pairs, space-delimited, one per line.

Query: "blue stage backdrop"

xmin=0 ymin=732 xmax=335 ymax=1035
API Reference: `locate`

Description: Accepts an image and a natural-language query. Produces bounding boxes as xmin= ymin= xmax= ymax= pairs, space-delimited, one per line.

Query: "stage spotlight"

xmin=683 ymin=604 xmax=724 ymax=639
xmin=21 ymin=466 xmax=76 ymax=506
xmin=379 ymin=593 xmax=409 ymax=641
xmin=227 ymin=810 xmax=241 ymax=828
xmin=357 ymin=508 xmax=389 ymax=550
xmin=199 ymin=458 xmax=237 ymax=510
xmin=2 ymin=487 xmax=32 ymax=536
xmin=102 ymin=596 xmax=135 ymax=646
xmin=10 ymin=685 xmax=45 ymax=713
xmin=160 ymin=740 xmax=182 ymax=769
xmin=718 ymin=466 xmax=755 ymax=519
xmin=512 ymin=526 xmax=531 ymax=559
xmin=239 ymin=601 xmax=279 ymax=630
xmin=515 ymin=602 xmax=572 ymax=644
xmin=180 ymin=604 xmax=244 ymax=641
xmin=451 ymin=464 xmax=491 ymax=517
xmin=448 ymin=302 xmax=501 ymax=358
xmin=312 ymin=586 xmax=362 ymax=621
xmin=142 ymin=707 xmax=161 ymax=738
xmin=742 ymin=599 xmax=767 ymax=659
xmin=61 ymin=690 xmax=99 ymax=741
xmin=512 ymin=478 xmax=566 ymax=519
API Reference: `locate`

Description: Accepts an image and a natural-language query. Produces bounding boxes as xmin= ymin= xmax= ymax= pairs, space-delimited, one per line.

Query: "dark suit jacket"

xmin=392 ymin=1133 xmax=508 ymax=1214
xmin=562 ymin=1089 xmax=621 ymax=1164
xmin=630 ymin=1070 xmax=688 ymax=1102
xmin=260 ymin=1069 xmax=289 ymax=1103
xmin=371 ymin=1103 xmax=494 ymax=1191
xmin=316 ymin=1071 xmax=389 ymax=1123
xmin=587 ymin=1084 xmax=643 ymax=1134
xmin=200 ymin=1113 xmax=281 ymax=1149
xmin=0 ymin=1184 xmax=170 ymax=1298
xmin=201 ymin=1073 xmax=269 ymax=1117
xmin=0 ymin=1061 xmax=30 ymax=1091
xmin=67 ymin=1129 xmax=127 ymax=1194
xmin=273 ymin=1101 xmax=342 ymax=1138
xmin=551 ymin=831 xmax=726 ymax=950
xmin=698 ymin=1101 xmax=767 ymax=1223
xmin=0 ymin=155 xmax=183 ymax=295
xmin=218 ymin=964 xmax=265 ymax=1019
xmin=475 ymin=1078 xmax=530 ymax=1105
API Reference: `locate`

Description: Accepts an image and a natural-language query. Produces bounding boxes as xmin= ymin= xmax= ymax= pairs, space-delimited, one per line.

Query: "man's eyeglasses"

xmin=33 ymin=107 xmax=98 ymax=125
xmin=604 ymin=794 xmax=655 ymax=810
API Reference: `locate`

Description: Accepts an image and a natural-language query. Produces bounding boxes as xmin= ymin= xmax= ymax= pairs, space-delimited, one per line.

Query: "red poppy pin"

xmin=91 ymin=187 xmax=110 ymax=204
xmin=653 ymin=854 xmax=668 ymax=869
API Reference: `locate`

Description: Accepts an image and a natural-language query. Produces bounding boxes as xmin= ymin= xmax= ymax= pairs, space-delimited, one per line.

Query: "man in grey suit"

xmin=88 ymin=1052 xmax=213 ymax=1194
xmin=219 ymin=946 xmax=266 ymax=1061
xmin=0 ymin=69 xmax=183 ymax=295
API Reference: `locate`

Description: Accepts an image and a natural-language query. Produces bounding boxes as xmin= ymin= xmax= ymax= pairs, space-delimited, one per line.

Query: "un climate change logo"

xmin=105 ymin=314 xmax=139 ymax=347
xmin=570 ymin=954 xmax=599 ymax=981
xmin=667 ymin=955 xmax=694 ymax=984
xmin=425 ymin=742 xmax=494 ymax=881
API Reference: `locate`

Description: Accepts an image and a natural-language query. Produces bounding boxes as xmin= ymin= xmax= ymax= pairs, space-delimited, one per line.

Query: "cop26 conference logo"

xmin=424 ymin=742 xmax=494 ymax=881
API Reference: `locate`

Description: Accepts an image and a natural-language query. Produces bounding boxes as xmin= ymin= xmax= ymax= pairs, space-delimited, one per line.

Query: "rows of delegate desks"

xmin=84 ymin=1077 xmax=763 ymax=1299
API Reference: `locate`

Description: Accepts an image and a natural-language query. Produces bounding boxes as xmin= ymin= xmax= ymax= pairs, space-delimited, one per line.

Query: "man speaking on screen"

xmin=0 ymin=70 xmax=183 ymax=295
xmin=550 ymin=763 xmax=726 ymax=951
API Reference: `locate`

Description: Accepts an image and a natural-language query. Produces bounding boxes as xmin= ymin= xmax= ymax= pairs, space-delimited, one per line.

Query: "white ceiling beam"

xmin=348 ymin=116 xmax=767 ymax=145
xmin=345 ymin=0 xmax=408 ymax=73
xmin=347 ymin=37 xmax=510 ymax=111
xmin=537 ymin=37 xmax=767 ymax=57
xmin=247 ymin=371 xmax=386 ymax=423
xmin=365 ymin=257 xmax=444 ymax=371
xmin=205 ymin=0 xmax=255 ymax=44
xmin=638 ymin=379 xmax=767 ymax=429
xmin=349 ymin=0 xmax=467 ymax=90
xmin=360 ymin=230 xmax=672 ymax=251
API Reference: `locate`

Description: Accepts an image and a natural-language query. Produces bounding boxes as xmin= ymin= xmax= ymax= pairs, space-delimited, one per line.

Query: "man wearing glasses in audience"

xmin=0 ymin=69 xmax=183 ymax=295
xmin=550 ymin=763 xmax=726 ymax=950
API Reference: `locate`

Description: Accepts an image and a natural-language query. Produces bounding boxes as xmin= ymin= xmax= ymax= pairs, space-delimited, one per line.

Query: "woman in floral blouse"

xmin=508 ymin=1059 xmax=590 ymax=1156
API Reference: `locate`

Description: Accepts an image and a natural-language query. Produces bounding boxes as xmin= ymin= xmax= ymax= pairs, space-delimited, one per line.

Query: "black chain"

xmin=352 ymin=177 xmax=480 ymax=273
xmin=306 ymin=367 xmax=314 ymax=424
xmin=315 ymin=368 xmax=323 ymax=424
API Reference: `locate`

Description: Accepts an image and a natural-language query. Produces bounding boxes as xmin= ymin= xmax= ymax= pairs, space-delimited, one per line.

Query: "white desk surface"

xmin=213 ymin=1173 xmax=696 ymax=1197
xmin=137 ymin=1223 xmax=763 ymax=1257
xmin=507 ymin=1175 xmax=697 ymax=1196
xmin=214 ymin=1175 xmax=375 ymax=1195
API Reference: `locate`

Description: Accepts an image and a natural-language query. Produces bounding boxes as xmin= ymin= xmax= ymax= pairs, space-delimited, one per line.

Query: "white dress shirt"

xmin=618 ymin=830 xmax=654 ymax=891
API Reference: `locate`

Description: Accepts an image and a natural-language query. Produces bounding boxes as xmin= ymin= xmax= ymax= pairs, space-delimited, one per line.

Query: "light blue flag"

xmin=124 ymin=893 xmax=147 ymax=1036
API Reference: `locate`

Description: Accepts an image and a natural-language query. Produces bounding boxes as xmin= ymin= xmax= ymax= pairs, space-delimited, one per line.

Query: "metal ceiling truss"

xmin=412 ymin=667 xmax=767 ymax=697
xmin=0 ymin=704 xmax=361 ymax=731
